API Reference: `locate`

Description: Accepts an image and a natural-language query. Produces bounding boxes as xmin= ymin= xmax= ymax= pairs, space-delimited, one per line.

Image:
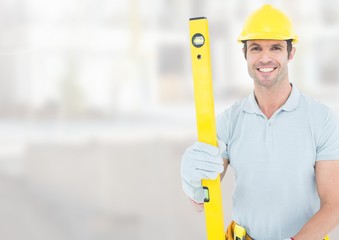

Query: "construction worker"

xmin=181 ymin=4 xmax=339 ymax=240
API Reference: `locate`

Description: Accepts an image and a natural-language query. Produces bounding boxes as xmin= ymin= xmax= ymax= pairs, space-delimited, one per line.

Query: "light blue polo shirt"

xmin=217 ymin=86 xmax=339 ymax=239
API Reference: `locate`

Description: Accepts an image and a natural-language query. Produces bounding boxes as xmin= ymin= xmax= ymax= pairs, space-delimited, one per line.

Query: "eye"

xmin=250 ymin=46 xmax=260 ymax=52
xmin=271 ymin=46 xmax=282 ymax=51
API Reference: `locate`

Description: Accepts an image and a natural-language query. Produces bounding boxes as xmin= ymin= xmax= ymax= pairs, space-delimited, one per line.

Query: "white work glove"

xmin=181 ymin=140 xmax=226 ymax=203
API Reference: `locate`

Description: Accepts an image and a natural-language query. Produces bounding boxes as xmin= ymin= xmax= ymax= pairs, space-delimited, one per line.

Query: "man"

xmin=181 ymin=4 xmax=339 ymax=240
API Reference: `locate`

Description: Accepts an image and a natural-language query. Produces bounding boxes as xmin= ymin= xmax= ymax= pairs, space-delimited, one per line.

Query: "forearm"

xmin=293 ymin=203 xmax=339 ymax=240
xmin=220 ymin=158 xmax=229 ymax=181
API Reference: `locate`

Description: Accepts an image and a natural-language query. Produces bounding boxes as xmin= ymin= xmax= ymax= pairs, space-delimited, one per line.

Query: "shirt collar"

xmin=243 ymin=85 xmax=300 ymax=114
xmin=280 ymin=85 xmax=300 ymax=111
xmin=243 ymin=92 xmax=261 ymax=114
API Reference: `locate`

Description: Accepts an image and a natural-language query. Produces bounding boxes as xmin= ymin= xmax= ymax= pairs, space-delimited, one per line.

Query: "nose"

xmin=258 ymin=51 xmax=272 ymax=63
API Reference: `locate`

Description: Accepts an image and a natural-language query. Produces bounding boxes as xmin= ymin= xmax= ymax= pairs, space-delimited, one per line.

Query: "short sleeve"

xmin=316 ymin=109 xmax=339 ymax=161
xmin=216 ymin=110 xmax=230 ymax=159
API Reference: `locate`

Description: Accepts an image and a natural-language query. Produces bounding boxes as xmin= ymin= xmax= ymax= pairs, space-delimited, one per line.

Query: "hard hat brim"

xmin=237 ymin=32 xmax=298 ymax=43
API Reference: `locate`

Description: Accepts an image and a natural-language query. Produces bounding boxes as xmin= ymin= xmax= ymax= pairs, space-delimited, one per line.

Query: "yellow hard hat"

xmin=238 ymin=4 xmax=298 ymax=43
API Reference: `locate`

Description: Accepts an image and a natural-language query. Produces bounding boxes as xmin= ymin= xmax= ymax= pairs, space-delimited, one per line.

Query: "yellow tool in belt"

xmin=232 ymin=222 xmax=329 ymax=240
xmin=189 ymin=17 xmax=225 ymax=240
xmin=234 ymin=224 xmax=247 ymax=240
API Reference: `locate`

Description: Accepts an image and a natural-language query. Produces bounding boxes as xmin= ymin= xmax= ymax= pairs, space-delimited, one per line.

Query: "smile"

xmin=257 ymin=67 xmax=277 ymax=73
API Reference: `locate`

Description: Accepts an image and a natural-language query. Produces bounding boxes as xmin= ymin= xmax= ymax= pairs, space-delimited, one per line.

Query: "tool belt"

xmin=225 ymin=221 xmax=330 ymax=240
xmin=225 ymin=221 xmax=252 ymax=240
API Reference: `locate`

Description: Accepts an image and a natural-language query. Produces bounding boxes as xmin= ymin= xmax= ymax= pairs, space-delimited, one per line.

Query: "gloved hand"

xmin=181 ymin=140 xmax=226 ymax=203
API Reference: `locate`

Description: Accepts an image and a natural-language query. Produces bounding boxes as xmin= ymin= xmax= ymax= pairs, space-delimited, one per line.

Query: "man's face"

xmin=244 ymin=40 xmax=295 ymax=89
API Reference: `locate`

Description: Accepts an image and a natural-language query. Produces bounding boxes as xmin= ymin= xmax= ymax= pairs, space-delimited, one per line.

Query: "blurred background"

xmin=0 ymin=0 xmax=338 ymax=239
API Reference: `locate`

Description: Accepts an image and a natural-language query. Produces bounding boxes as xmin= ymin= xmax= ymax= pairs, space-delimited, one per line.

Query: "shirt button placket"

xmin=266 ymin=121 xmax=272 ymax=147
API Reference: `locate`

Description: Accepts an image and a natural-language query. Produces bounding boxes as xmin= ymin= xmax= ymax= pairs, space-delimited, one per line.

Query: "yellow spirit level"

xmin=189 ymin=17 xmax=225 ymax=240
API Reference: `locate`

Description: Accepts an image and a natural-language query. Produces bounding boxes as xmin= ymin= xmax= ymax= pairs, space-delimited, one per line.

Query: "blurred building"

xmin=0 ymin=0 xmax=338 ymax=239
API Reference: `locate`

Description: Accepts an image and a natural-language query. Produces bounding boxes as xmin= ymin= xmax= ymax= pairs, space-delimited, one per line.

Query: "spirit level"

xmin=189 ymin=17 xmax=225 ymax=240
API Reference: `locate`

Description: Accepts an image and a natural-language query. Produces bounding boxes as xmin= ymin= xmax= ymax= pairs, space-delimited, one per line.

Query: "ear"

xmin=289 ymin=47 xmax=296 ymax=60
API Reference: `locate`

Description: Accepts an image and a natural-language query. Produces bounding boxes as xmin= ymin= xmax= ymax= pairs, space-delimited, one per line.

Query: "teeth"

xmin=259 ymin=68 xmax=274 ymax=73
